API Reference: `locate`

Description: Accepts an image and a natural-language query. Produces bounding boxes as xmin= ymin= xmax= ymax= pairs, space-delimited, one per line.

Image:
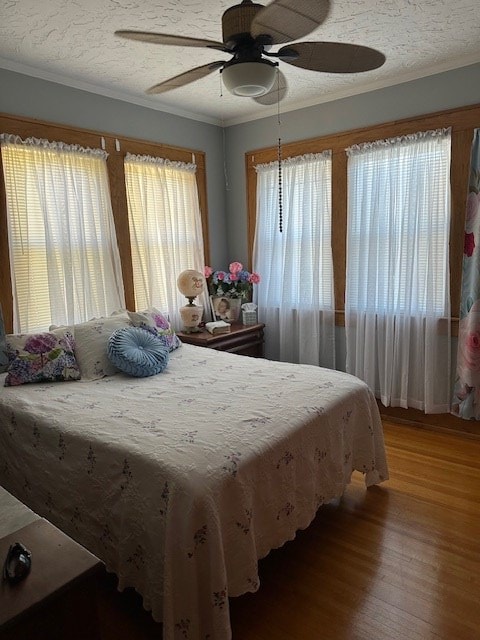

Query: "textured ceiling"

xmin=1 ymin=0 xmax=479 ymax=126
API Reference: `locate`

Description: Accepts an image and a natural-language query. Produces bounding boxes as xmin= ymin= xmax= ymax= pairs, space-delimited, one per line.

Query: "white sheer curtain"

xmin=254 ymin=152 xmax=335 ymax=367
xmin=124 ymin=153 xmax=206 ymax=329
xmin=345 ymin=129 xmax=452 ymax=413
xmin=1 ymin=134 xmax=125 ymax=333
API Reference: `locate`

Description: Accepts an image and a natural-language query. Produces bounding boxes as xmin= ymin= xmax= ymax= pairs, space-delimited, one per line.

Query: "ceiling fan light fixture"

xmin=222 ymin=60 xmax=277 ymax=97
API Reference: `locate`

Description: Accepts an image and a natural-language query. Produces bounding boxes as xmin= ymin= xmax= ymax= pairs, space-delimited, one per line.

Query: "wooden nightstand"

xmin=177 ymin=322 xmax=265 ymax=357
xmin=0 ymin=518 xmax=103 ymax=640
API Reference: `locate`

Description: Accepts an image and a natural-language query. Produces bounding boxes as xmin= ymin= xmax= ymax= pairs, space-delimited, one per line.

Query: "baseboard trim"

xmin=377 ymin=403 xmax=480 ymax=439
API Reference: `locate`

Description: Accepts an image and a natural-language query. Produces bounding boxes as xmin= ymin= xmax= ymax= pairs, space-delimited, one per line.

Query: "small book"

xmin=205 ymin=320 xmax=231 ymax=335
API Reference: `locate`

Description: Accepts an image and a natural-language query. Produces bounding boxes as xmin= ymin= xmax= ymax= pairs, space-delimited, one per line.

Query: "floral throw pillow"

xmin=5 ymin=329 xmax=80 ymax=386
xmin=127 ymin=307 xmax=182 ymax=352
xmin=0 ymin=305 xmax=7 ymax=373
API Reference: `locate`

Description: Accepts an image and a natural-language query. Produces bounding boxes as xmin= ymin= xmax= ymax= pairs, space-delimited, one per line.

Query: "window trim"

xmin=246 ymin=102 xmax=480 ymax=332
xmin=0 ymin=112 xmax=210 ymax=333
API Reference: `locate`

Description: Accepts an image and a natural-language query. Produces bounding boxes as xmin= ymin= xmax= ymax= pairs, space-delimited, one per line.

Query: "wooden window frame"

xmin=246 ymin=103 xmax=480 ymax=332
xmin=0 ymin=113 xmax=210 ymax=334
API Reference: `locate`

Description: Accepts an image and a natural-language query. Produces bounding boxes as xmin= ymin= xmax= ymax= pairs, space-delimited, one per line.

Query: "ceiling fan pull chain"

xmin=219 ymin=74 xmax=230 ymax=193
xmin=278 ymin=136 xmax=283 ymax=233
xmin=277 ymin=68 xmax=283 ymax=233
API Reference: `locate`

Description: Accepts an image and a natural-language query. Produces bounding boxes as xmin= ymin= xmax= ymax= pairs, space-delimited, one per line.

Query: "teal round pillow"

xmin=108 ymin=326 xmax=169 ymax=377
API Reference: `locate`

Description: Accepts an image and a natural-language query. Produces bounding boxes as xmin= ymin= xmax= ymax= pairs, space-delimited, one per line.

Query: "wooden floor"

xmin=97 ymin=422 xmax=480 ymax=640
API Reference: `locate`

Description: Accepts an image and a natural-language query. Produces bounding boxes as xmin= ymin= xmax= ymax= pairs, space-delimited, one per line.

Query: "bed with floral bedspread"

xmin=0 ymin=343 xmax=388 ymax=640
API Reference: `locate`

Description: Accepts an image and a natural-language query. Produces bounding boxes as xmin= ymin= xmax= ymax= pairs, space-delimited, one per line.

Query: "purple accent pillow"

xmin=4 ymin=330 xmax=81 ymax=386
xmin=127 ymin=307 xmax=182 ymax=352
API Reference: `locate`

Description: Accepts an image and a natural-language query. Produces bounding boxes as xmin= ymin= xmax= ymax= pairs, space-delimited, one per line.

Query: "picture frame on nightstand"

xmin=210 ymin=296 xmax=241 ymax=323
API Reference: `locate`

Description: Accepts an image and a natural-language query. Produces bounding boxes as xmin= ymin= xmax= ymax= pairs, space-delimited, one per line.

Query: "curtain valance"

xmin=255 ymin=150 xmax=332 ymax=172
xmin=0 ymin=133 xmax=107 ymax=159
xmin=125 ymin=152 xmax=196 ymax=173
xmin=346 ymin=128 xmax=451 ymax=156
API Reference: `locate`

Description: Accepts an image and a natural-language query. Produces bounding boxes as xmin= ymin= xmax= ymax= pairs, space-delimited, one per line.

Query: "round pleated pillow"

xmin=107 ymin=326 xmax=169 ymax=377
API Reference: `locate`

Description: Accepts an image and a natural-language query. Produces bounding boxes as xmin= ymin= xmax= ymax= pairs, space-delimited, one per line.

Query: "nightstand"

xmin=0 ymin=512 xmax=103 ymax=640
xmin=177 ymin=322 xmax=265 ymax=357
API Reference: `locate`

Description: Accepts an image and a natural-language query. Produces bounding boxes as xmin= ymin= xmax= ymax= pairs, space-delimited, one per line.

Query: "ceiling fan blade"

xmin=115 ymin=30 xmax=228 ymax=51
xmin=253 ymin=70 xmax=288 ymax=105
xmin=146 ymin=62 xmax=225 ymax=95
xmin=251 ymin=0 xmax=330 ymax=45
xmin=280 ymin=42 xmax=386 ymax=73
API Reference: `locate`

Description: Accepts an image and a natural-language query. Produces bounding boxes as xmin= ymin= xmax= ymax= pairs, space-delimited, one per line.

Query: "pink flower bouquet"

xmin=204 ymin=262 xmax=261 ymax=300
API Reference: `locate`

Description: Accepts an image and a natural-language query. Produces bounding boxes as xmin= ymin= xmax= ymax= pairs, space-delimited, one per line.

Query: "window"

xmin=1 ymin=135 xmax=125 ymax=333
xmin=254 ymin=152 xmax=335 ymax=367
xmin=345 ymin=129 xmax=452 ymax=412
xmin=346 ymin=130 xmax=451 ymax=316
xmin=255 ymin=152 xmax=334 ymax=308
xmin=124 ymin=153 xmax=206 ymax=324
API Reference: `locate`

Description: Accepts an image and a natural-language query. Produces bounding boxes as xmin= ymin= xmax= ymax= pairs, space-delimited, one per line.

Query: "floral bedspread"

xmin=0 ymin=344 xmax=388 ymax=640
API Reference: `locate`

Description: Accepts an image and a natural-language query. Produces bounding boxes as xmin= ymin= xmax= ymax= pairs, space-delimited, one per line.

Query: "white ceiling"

xmin=1 ymin=0 xmax=479 ymax=126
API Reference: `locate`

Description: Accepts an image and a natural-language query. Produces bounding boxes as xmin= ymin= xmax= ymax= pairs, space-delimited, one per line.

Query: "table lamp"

xmin=177 ymin=269 xmax=205 ymax=333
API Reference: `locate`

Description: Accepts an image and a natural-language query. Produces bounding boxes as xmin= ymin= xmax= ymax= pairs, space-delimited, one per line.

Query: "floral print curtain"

xmin=452 ymin=129 xmax=480 ymax=419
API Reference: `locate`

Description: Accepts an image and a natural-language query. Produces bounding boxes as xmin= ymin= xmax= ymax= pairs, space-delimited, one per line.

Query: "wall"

xmin=0 ymin=68 xmax=229 ymax=269
xmin=224 ymin=62 xmax=480 ymax=266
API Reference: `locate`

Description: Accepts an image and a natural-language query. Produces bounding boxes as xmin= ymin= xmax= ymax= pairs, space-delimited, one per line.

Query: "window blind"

xmin=346 ymin=130 xmax=451 ymax=316
xmin=345 ymin=128 xmax=452 ymax=413
xmin=254 ymin=152 xmax=335 ymax=367
xmin=124 ymin=154 xmax=205 ymax=325
xmin=1 ymin=136 xmax=125 ymax=333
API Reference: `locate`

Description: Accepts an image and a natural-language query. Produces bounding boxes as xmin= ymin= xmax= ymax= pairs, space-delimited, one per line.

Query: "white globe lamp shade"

xmin=222 ymin=61 xmax=276 ymax=97
xmin=177 ymin=270 xmax=205 ymax=300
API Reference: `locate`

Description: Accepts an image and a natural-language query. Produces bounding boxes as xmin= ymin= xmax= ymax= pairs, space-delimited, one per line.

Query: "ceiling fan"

xmin=115 ymin=0 xmax=386 ymax=106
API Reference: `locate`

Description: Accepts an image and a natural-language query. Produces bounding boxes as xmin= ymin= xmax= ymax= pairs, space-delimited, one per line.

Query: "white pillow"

xmin=51 ymin=314 xmax=132 ymax=380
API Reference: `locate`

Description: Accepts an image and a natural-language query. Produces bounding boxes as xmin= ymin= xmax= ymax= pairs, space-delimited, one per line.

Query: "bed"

xmin=0 ymin=342 xmax=388 ymax=640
